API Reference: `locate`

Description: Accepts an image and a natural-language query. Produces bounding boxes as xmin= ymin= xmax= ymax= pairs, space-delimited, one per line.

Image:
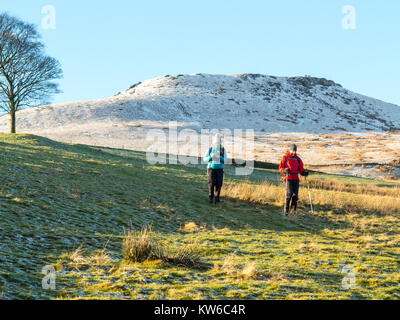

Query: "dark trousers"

xmin=208 ymin=169 xmax=224 ymax=200
xmin=285 ymin=179 xmax=299 ymax=213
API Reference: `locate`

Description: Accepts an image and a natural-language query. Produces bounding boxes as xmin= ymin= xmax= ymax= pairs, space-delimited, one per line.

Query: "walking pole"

xmin=283 ymin=174 xmax=288 ymax=215
xmin=305 ymin=176 xmax=314 ymax=214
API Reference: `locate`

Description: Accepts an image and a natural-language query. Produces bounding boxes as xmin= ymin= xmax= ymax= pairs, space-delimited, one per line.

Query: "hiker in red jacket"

xmin=279 ymin=144 xmax=309 ymax=216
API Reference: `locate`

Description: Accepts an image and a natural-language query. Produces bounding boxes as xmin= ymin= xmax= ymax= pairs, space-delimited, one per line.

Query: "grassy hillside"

xmin=0 ymin=134 xmax=399 ymax=300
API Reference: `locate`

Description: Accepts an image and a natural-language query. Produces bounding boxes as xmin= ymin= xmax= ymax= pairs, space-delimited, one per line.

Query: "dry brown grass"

xmin=181 ymin=222 xmax=201 ymax=233
xmin=239 ymin=262 xmax=259 ymax=280
xmin=318 ymin=142 xmax=331 ymax=148
xmin=325 ymin=154 xmax=343 ymax=161
xmin=281 ymin=137 xmax=296 ymax=142
xmin=352 ymin=150 xmax=365 ymax=162
xmin=123 ymin=123 xmax=142 ymax=128
xmin=60 ymin=246 xmax=112 ymax=269
xmin=307 ymin=177 xmax=400 ymax=197
xmin=67 ymin=246 xmax=86 ymax=265
xmin=330 ymin=140 xmax=343 ymax=146
xmin=213 ymin=254 xmax=260 ymax=280
xmin=320 ymin=134 xmax=334 ymax=139
xmin=223 ymin=180 xmax=400 ymax=215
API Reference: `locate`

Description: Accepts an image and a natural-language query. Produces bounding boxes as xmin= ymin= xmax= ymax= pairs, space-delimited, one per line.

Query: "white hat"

xmin=213 ymin=133 xmax=221 ymax=147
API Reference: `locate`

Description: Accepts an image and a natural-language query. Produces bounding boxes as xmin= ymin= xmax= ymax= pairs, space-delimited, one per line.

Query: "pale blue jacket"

xmin=203 ymin=144 xmax=226 ymax=169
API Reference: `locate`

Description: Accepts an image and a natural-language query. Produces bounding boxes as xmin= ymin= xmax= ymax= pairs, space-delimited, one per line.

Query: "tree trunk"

xmin=9 ymin=97 xmax=17 ymax=134
xmin=10 ymin=109 xmax=16 ymax=134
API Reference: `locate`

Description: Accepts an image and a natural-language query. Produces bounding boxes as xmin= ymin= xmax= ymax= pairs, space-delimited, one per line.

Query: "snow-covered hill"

xmin=1 ymin=73 xmax=399 ymax=134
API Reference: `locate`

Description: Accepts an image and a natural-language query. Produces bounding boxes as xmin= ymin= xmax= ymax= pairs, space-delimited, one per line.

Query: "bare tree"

xmin=0 ymin=13 xmax=62 ymax=133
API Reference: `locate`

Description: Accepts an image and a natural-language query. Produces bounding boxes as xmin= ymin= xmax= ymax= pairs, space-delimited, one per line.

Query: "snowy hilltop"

xmin=1 ymin=73 xmax=399 ymax=134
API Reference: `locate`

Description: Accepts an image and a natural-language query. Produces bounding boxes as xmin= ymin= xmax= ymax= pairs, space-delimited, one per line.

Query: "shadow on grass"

xmin=221 ymin=192 xmax=350 ymax=232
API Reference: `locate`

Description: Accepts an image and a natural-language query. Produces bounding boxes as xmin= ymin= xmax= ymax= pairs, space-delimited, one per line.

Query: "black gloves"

xmin=283 ymin=168 xmax=290 ymax=175
xmin=301 ymin=170 xmax=309 ymax=177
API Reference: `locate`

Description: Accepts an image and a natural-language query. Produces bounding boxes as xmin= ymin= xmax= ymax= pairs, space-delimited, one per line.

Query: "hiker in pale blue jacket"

xmin=203 ymin=134 xmax=226 ymax=204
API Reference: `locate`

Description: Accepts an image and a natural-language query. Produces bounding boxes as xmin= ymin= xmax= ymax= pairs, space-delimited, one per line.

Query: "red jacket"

xmin=279 ymin=152 xmax=304 ymax=181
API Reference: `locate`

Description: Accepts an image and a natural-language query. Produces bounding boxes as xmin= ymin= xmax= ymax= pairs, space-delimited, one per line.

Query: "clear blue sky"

xmin=2 ymin=0 xmax=399 ymax=106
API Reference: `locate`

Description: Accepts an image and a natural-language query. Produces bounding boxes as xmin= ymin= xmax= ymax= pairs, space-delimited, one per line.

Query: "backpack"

xmin=284 ymin=155 xmax=300 ymax=171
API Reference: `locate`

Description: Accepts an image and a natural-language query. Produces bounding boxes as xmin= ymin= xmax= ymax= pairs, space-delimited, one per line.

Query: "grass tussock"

xmin=122 ymin=226 xmax=154 ymax=263
xmin=122 ymin=226 xmax=201 ymax=269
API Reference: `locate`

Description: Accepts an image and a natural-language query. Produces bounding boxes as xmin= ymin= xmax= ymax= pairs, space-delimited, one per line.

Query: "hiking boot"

xmin=282 ymin=211 xmax=289 ymax=217
xmin=215 ymin=197 xmax=220 ymax=204
xmin=209 ymin=196 xmax=214 ymax=204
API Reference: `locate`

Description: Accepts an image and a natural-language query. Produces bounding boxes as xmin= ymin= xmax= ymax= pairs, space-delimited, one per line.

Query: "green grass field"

xmin=0 ymin=134 xmax=399 ymax=300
